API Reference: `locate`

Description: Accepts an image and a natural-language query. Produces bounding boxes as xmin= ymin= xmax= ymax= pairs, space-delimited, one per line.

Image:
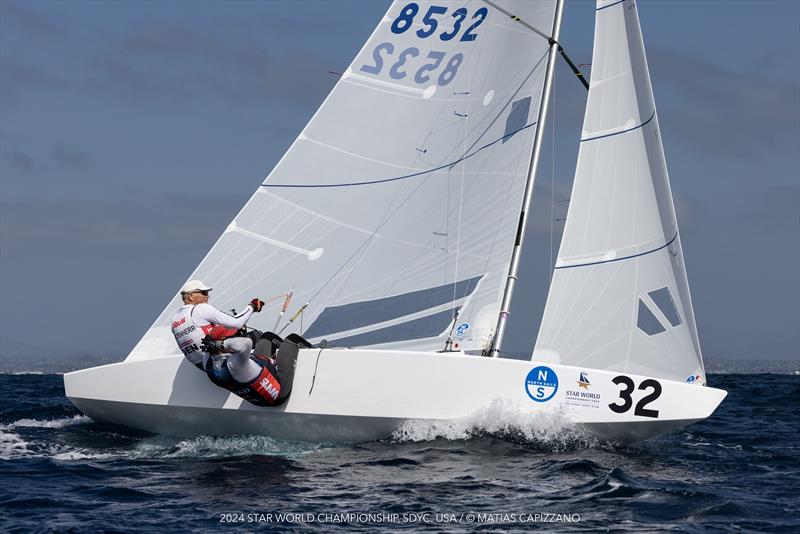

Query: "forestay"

xmin=533 ymin=0 xmax=705 ymax=383
xmin=127 ymin=0 xmax=557 ymax=361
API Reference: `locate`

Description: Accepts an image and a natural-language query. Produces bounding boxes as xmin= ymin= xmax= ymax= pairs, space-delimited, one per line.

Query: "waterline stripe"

xmin=554 ymin=233 xmax=678 ymax=270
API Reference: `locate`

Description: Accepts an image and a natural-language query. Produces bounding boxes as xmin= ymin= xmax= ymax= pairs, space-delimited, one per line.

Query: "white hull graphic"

xmin=64 ymin=350 xmax=725 ymax=443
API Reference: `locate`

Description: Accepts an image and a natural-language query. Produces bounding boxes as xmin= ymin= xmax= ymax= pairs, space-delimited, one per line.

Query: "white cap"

xmin=180 ymin=279 xmax=212 ymax=294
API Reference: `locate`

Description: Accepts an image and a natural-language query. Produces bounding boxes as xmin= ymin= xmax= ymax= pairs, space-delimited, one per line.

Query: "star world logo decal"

xmin=564 ymin=371 xmax=601 ymax=409
xmin=577 ymin=372 xmax=591 ymax=389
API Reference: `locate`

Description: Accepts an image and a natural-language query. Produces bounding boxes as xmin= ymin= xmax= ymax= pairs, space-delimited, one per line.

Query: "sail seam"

xmin=262 ymin=122 xmax=535 ymax=189
xmin=596 ymin=0 xmax=626 ymax=12
xmin=580 ymin=111 xmax=655 ymax=142
xmin=555 ymin=232 xmax=677 ymax=270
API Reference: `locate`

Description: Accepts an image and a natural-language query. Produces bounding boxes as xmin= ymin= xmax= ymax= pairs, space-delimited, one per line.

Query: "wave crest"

xmin=391 ymin=399 xmax=600 ymax=451
xmin=2 ymin=415 xmax=92 ymax=430
xmin=0 ymin=429 xmax=30 ymax=459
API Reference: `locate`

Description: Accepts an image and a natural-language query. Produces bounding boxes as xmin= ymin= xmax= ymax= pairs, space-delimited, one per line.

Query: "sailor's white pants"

xmin=222 ymin=337 xmax=261 ymax=383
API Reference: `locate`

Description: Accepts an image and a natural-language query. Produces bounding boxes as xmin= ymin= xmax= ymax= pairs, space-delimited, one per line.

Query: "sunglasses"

xmin=192 ymin=290 xmax=209 ymax=296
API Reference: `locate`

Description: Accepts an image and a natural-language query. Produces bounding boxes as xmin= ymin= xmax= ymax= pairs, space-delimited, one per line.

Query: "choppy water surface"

xmin=0 ymin=373 xmax=797 ymax=532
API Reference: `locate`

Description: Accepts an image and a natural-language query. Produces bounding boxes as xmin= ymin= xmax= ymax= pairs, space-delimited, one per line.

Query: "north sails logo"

xmin=454 ymin=322 xmax=470 ymax=339
xmin=525 ymin=366 xmax=558 ymax=402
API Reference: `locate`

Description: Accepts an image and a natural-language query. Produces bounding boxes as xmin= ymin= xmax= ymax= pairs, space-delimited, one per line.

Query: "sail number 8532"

xmin=608 ymin=376 xmax=662 ymax=418
xmin=391 ymin=3 xmax=488 ymax=42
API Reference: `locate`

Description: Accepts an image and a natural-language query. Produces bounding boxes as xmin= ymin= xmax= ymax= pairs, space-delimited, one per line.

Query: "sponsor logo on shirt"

xmin=174 ymin=325 xmax=196 ymax=338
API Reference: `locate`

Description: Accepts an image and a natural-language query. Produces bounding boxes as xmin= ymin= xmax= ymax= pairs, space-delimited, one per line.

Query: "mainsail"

xmin=533 ymin=0 xmax=705 ymax=383
xmin=127 ymin=0 xmax=558 ymax=361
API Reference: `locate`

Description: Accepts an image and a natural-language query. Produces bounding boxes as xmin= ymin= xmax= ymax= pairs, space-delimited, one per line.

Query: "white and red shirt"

xmin=171 ymin=303 xmax=253 ymax=365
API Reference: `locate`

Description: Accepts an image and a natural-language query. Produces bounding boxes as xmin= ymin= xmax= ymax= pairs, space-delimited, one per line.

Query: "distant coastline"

xmin=0 ymin=353 xmax=121 ymax=374
xmin=0 ymin=353 xmax=796 ymax=375
xmin=703 ymin=358 xmax=799 ymax=375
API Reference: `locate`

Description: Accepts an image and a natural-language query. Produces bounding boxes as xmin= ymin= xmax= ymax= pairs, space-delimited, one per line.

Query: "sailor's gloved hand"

xmin=250 ymin=298 xmax=265 ymax=312
xmin=201 ymin=335 xmax=226 ymax=354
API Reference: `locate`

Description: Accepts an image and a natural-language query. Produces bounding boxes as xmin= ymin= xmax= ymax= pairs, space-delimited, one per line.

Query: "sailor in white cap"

xmin=170 ymin=280 xmax=283 ymax=405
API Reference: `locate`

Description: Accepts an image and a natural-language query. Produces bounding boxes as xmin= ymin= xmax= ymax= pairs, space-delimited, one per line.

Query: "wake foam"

xmin=0 ymin=414 xmax=327 ymax=461
xmin=0 ymin=415 xmax=98 ymax=460
xmin=3 ymin=415 xmax=92 ymax=430
xmin=0 ymin=429 xmax=30 ymax=459
xmin=132 ymin=434 xmax=328 ymax=460
xmin=391 ymin=399 xmax=600 ymax=451
xmin=51 ymin=450 xmax=115 ymax=461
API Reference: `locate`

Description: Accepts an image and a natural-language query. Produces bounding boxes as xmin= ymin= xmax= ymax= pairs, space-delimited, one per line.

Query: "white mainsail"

xmin=127 ymin=1 xmax=558 ymax=361
xmin=533 ymin=0 xmax=705 ymax=383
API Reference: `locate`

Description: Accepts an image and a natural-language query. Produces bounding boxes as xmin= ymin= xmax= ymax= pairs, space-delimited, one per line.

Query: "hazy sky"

xmin=1 ymin=0 xmax=798 ymax=361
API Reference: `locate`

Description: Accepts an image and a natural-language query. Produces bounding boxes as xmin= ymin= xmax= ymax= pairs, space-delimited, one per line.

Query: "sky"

xmin=0 ymin=0 xmax=798 ymax=361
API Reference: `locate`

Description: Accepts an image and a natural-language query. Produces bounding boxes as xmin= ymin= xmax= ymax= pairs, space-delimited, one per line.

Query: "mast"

xmin=487 ymin=0 xmax=565 ymax=358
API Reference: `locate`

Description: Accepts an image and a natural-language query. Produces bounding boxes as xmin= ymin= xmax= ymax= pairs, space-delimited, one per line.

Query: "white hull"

xmin=65 ymin=349 xmax=726 ymax=443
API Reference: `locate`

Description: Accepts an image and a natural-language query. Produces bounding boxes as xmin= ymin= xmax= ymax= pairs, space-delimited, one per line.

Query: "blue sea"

xmin=0 ymin=372 xmax=797 ymax=533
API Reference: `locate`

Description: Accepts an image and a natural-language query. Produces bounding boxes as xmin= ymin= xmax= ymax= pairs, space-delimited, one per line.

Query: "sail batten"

xmin=555 ymin=232 xmax=677 ymax=270
xmin=581 ymin=110 xmax=654 ymax=142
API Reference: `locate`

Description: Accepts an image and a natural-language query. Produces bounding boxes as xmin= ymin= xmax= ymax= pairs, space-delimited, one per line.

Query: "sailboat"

xmin=64 ymin=0 xmax=726 ymax=443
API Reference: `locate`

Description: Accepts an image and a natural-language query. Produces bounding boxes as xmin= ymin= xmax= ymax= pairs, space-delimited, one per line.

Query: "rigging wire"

xmin=482 ymin=0 xmax=551 ymax=41
xmin=553 ymin=41 xmax=589 ymax=91
xmin=444 ymin=98 xmax=469 ymax=351
xmin=277 ymin=303 xmax=308 ymax=335
xmin=482 ymin=0 xmax=588 ymax=92
xmin=550 ymin=68 xmax=556 ymax=284
xmin=445 ymin=144 xmax=451 ymax=290
xmin=453 ymin=114 xmax=467 ymax=314
xmin=452 ymin=110 xmax=469 ymax=348
xmin=273 ymin=288 xmax=294 ymax=331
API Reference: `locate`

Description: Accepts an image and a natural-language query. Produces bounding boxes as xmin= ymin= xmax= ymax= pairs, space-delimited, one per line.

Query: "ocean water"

xmin=0 ymin=373 xmax=797 ymax=533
